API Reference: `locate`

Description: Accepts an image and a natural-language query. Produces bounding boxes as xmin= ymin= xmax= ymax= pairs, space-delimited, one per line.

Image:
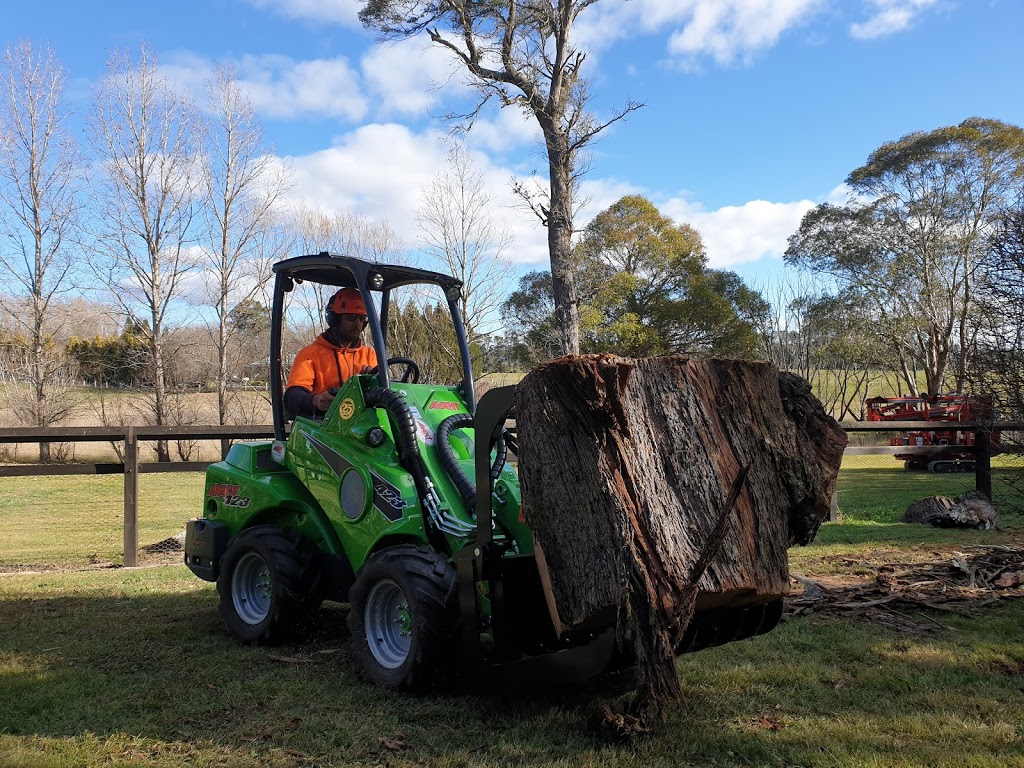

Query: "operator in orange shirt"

xmin=284 ymin=287 xmax=378 ymax=419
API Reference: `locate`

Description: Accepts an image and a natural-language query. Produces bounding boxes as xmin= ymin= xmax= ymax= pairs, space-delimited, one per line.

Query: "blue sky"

xmin=7 ymin=0 xmax=1024 ymax=287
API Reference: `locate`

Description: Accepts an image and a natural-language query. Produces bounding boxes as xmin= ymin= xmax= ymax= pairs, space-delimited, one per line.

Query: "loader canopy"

xmin=270 ymin=252 xmax=475 ymax=440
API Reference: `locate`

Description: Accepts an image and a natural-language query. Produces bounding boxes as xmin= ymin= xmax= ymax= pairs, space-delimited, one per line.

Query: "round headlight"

xmin=366 ymin=427 xmax=386 ymax=447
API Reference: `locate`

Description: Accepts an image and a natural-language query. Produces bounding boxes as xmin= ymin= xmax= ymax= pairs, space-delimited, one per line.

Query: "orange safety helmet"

xmin=325 ymin=287 xmax=368 ymax=325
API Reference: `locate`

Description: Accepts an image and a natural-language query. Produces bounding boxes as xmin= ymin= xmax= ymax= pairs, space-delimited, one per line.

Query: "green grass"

xmin=2 ymin=461 xmax=1024 ymax=765
xmin=1 ymin=566 xmax=1022 ymax=767
xmin=0 ymin=474 xmax=204 ymax=569
xmin=836 ymin=459 xmax=1024 ymax=524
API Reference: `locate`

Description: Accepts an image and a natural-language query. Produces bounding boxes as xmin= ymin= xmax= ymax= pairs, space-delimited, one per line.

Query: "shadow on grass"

xmin=2 ymin=581 xmax=1024 ymax=767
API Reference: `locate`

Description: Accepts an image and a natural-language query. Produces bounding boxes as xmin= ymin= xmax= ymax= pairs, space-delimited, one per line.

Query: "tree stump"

xmin=514 ymin=354 xmax=846 ymax=720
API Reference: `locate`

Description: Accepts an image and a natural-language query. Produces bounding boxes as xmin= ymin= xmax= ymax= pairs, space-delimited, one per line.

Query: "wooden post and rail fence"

xmin=0 ymin=425 xmax=275 ymax=567
xmin=0 ymin=420 xmax=1020 ymax=567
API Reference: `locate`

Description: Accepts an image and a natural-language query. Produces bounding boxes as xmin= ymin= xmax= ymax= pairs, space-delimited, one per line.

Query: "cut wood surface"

xmin=514 ymin=354 xmax=846 ymax=721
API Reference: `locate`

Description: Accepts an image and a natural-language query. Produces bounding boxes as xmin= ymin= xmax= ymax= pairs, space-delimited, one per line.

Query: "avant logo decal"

xmin=428 ymin=400 xmax=461 ymax=411
xmin=208 ymin=483 xmax=250 ymax=508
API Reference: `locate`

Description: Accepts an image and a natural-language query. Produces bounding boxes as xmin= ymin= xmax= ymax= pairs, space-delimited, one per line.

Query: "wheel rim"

xmin=364 ymin=579 xmax=412 ymax=669
xmin=232 ymin=551 xmax=273 ymax=625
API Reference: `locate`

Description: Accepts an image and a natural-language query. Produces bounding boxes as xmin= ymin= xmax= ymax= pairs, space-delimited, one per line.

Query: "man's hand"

xmin=312 ymin=390 xmax=336 ymax=413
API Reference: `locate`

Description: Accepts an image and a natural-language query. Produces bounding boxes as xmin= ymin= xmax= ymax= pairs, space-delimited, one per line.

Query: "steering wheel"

xmin=374 ymin=356 xmax=420 ymax=384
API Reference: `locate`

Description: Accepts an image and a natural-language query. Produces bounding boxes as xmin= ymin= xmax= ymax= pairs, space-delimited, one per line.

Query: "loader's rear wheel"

xmin=348 ymin=545 xmax=458 ymax=690
xmin=217 ymin=525 xmax=320 ymax=645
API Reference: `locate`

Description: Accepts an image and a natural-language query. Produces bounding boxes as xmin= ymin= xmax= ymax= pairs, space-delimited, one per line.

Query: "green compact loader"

xmin=184 ymin=252 xmax=781 ymax=689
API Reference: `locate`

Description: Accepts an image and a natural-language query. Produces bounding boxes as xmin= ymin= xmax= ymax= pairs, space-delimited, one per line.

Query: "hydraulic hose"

xmin=436 ymin=413 xmax=507 ymax=514
xmin=364 ymin=387 xmax=420 ymax=462
xmin=364 ymin=387 xmax=447 ymax=550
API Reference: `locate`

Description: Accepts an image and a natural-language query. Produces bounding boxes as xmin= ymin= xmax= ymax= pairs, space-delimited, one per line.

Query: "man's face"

xmin=334 ymin=313 xmax=367 ymax=345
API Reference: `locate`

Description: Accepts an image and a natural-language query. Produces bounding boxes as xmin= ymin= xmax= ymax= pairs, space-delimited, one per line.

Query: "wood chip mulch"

xmin=787 ymin=545 xmax=1024 ymax=634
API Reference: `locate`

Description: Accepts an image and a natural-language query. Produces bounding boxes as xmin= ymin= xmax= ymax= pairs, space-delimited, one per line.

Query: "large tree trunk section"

xmin=514 ymin=355 xmax=846 ymax=721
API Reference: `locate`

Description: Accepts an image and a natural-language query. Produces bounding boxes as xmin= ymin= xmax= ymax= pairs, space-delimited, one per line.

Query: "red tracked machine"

xmin=865 ymin=394 xmax=997 ymax=472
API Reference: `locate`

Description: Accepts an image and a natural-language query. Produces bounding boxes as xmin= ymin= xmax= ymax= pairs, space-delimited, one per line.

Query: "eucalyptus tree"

xmin=574 ymin=195 xmax=766 ymax=358
xmin=786 ymin=118 xmax=1024 ymax=396
xmin=503 ymin=196 xmax=767 ymax=363
xmin=360 ymin=0 xmax=643 ymax=355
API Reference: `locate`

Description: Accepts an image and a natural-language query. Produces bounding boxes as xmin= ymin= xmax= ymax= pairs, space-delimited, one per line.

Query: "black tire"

xmin=217 ymin=525 xmax=321 ymax=645
xmin=347 ymin=545 xmax=458 ymax=690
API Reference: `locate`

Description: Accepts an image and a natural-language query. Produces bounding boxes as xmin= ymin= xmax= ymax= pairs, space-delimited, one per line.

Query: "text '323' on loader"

xmin=184 ymin=252 xmax=822 ymax=691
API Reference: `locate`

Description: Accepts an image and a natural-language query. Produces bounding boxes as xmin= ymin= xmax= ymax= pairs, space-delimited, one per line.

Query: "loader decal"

xmin=208 ymin=483 xmax=251 ymax=508
xmin=305 ymin=433 xmax=354 ymax=477
xmin=306 ymin=433 xmax=407 ymax=522
xmin=370 ymin=471 xmax=407 ymax=522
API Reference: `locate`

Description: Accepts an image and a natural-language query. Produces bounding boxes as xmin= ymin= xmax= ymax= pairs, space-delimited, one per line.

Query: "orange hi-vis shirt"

xmin=286 ymin=335 xmax=378 ymax=394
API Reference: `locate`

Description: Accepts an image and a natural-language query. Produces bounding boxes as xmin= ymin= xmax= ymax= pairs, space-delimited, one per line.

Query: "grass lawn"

xmin=0 ymin=474 xmax=204 ymax=569
xmin=1 ymin=462 xmax=1023 ymax=766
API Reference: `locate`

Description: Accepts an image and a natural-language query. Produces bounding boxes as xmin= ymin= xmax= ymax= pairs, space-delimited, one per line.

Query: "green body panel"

xmin=199 ymin=373 xmax=528 ymax=574
xmin=202 ymin=442 xmax=344 ymax=556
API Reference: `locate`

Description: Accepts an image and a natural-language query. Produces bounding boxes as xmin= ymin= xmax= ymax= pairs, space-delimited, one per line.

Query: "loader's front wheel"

xmin=348 ymin=546 xmax=458 ymax=690
xmin=217 ymin=525 xmax=320 ymax=645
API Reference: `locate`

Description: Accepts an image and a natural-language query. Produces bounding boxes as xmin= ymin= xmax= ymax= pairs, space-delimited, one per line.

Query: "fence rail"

xmin=2 ymin=421 xmax=1022 ymax=567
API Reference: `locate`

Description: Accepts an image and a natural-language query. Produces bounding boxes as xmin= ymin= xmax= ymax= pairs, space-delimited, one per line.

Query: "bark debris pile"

xmin=789 ymin=545 xmax=1024 ymax=634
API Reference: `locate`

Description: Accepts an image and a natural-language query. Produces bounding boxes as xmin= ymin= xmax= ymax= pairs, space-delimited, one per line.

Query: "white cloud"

xmin=578 ymin=0 xmax=823 ymax=66
xmin=662 ymin=194 xmax=815 ymax=268
xmin=282 ymin=125 xmax=818 ymax=274
xmin=361 ymin=38 xmax=471 ymax=118
xmin=161 ymin=52 xmax=366 ymax=121
xmin=827 ymin=183 xmax=853 ymax=205
xmin=666 ymin=0 xmax=823 ymax=65
xmin=850 ymin=0 xmax=939 ymax=40
xmin=282 ymin=124 xmax=552 ymax=263
xmin=235 ymin=54 xmax=366 ymax=120
xmin=465 ymin=107 xmax=542 ymax=154
xmin=244 ymin=0 xmax=362 ymax=26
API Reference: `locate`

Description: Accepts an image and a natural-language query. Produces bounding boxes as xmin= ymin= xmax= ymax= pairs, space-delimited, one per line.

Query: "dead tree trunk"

xmin=514 ymin=355 xmax=846 ymax=721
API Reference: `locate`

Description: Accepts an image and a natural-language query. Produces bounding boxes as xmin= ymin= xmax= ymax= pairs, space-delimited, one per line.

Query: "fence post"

xmin=123 ymin=426 xmax=139 ymax=567
xmin=975 ymin=425 xmax=992 ymax=500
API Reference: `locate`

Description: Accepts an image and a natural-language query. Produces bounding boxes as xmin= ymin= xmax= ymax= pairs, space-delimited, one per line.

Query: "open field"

xmin=1 ymin=464 xmax=1023 ymax=766
xmin=0 ymin=474 xmax=203 ymax=570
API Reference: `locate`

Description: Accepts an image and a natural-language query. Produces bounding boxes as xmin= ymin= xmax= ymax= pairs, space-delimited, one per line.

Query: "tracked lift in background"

xmin=866 ymin=394 xmax=999 ymax=473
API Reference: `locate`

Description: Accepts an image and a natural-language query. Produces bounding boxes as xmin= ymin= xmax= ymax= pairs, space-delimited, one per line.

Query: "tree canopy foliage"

xmin=786 ymin=118 xmax=1024 ymax=396
xmin=503 ymin=195 xmax=767 ymax=365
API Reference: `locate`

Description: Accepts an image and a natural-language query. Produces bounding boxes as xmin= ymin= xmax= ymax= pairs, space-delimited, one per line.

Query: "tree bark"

xmin=514 ymin=354 xmax=847 ymax=719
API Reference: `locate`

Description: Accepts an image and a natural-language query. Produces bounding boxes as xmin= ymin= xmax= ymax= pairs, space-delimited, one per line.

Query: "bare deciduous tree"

xmin=0 ymin=39 xmax=82 ymax=458
xmin=201 ymin=64 xmax=290 ymax=436
xmin=417 ymin=144 xmax=514 ymax=357
xmin=89 ymin=45 xmax=202 ymax=461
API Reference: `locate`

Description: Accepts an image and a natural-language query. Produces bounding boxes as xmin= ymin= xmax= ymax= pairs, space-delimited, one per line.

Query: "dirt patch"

xmin=788 ymin=544 xmax=1024 ymax=634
